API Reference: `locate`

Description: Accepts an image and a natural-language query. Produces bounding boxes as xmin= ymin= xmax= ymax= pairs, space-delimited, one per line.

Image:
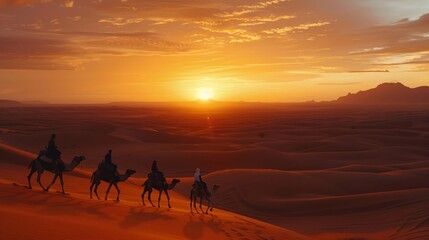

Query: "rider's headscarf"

xmin=194 ymin=168 xmax=201 ymax=182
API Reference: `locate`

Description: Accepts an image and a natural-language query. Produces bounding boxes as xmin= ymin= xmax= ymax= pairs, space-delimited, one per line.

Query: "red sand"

xmin=1 ymin=104 xmax=429 ymax=239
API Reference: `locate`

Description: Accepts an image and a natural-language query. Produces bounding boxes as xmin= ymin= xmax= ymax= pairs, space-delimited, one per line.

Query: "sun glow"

xmin=197 ymin=88 xmax=214 ymax=100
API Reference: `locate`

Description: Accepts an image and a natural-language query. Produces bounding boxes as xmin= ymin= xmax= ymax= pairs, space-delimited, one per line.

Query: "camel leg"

xmin=199 ymin=196 xmax=204 ymax=213
xmin=58 ymin=173 xmax=65 ymax=194
xmin=157 ymin=190 xmax=162 ymax=208
xmin=105 ymin=182 xmax=113 ymax=200
xmin=141 ymin=189 xmax=147 ymax=206
xmin=90 ymin=182 xmax=95 ymax=199
xmin=205 ymin=197 xmax=212 ymax=214
xmin=209 ymin=197 xmax=215 ymax=212
xmin=148 ymin=190 xmax=155 ymax=207
xmin=94 ymin=182 xmax=101 ymax=200
xmin=193 ymin=197 xmax=199 ymax=213
xmin=165 ymin=190 xmax=171 ymax=208
xmin=114 ymin=183 xmax=120 ymax=202
xmin=46 ymin=173 xmax=58 ymax=191
xmin=27 ymin=168 xmax=36 ymax=189
xmin=190 ymin=190 xmax=194 ymax=213
xmin=36 ymin=170 xmax=46 ymax=191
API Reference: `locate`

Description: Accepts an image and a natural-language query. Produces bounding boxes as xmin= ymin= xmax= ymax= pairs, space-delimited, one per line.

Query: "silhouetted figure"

xmin=90 ymin=169 xmax=136 ymax=201
xmin=141 ymin=178 xmax=181 ymax=208
xmin=193 ymin=168 xmax=207 ymax=191
xmin=45 ymin=134 xmax=61 ymax=162
xmin=190 ymin=184 xmax=219 ymax=214
xmin=99 ymin=149 xmax=118 ymax=177
xmin=104 ymin=149 xmax=113 ymax=165
xmin=151 ymin=160 xmax=159 ymax=172
xmin=28 ymin=155 xmax=85 ymax=193
xmin=150 ymin=161 xmax=166 ymax=185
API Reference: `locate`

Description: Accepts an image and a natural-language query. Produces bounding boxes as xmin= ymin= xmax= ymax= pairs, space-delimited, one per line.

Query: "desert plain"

xmin=1 ymin=102 xmax=429 ymax=240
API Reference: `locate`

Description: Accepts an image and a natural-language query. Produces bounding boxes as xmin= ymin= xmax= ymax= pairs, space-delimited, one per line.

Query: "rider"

xmin=100 ymin=149 xmax=119 ymax=177
xmin=151 ymin=160 xmax=166 ymax=185
xmin=45 ymin=134 xmax=61 ymax=163
xmin=194 ymin=168 xmax=207 ymax=191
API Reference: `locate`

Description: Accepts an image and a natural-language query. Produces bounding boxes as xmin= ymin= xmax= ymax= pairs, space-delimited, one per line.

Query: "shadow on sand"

xmin=119 ymin=206 xmax=175 ymax=229
xmin=183 ymin=213 xmax=227 ymax=240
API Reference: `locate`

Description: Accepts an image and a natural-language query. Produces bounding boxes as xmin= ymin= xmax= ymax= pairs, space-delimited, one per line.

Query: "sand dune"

xmin=173 ymin=168 xmax=429 ymax=227
xmin=0 ymin=152 xmax=305 ymax=240
xmin=1 ymin=104 xmax=429 ymax=239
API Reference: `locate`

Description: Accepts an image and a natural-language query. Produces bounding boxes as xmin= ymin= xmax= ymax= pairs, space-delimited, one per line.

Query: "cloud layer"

xmin=0 ymin=0 xmax=428 ymax=102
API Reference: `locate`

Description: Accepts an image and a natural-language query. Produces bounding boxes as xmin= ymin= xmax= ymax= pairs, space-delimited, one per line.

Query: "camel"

xmin=190 ymin=184 xmax=220 ymax=214
xmin=27 ymin=155 xmax=85 ymax=194
xmin=90 ymin=168 xmax=136 ymax=201
xmin=141 ymin=177 xmax=180 ymax=208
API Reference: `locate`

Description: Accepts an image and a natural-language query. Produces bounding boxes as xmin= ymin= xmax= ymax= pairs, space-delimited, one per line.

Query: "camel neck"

xmin=119 ymin=173 xmax=131 ymax=182
xmin=64 ymin=159 xmax=79 ymax=171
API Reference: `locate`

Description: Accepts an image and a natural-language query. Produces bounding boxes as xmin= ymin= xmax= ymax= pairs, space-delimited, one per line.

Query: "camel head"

xmin=73 ymin=155 xmax=86 ymax=163
xmin=172 ymin=179 xmax=180 ymax=184
xmin=125 ymin=169 xmax=137 ymax=176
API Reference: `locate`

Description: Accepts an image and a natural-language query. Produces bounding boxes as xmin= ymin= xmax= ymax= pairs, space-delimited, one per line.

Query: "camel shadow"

xmin=119 ymin=206 xmax=175 ymax=229
xmin=6 ymin=183 xmax=115 ymax=220
xmin=183 ymin=213 xmax=228 ymax=240
xmin=183 ymin=214 xmax=205 ymax=240
xmin=83 ymin=201 xmax=117 ymax=220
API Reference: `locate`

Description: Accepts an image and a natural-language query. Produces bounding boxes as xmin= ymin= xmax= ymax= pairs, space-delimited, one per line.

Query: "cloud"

xmin=54 ymin=31 xmax=196 ymax=52
xmin=67 ymin=16 xmax=81 ymax=21
xmin=216 ymin=0 xmax=288 ymax=17
xmin=262 ymin=21 xmax=330 ymax=35
xmin=382 ymin=60 xmax=429 ymax=66
xmin=0 ymin=36 xmax=86 ymax=70
xmin=1 ymin=0 xmax=427 ymax=79
xmin=317 ymin=82 xmax=362 ymax=86
xmin=0 ymin=30 xmax=198 ymax=70
xmin=350 ymin=13 xmax=429 ymax=55
xmin=348 ymin=70 xmax=390 ymax=73
xmin=0 ymin=0 xmax=50 ymax=7
xmin=98 ymin=17 xmax=145 ymax=26
xmin=241 ymin=0 xmax=288 ymax=10
xmin=98 ymin=17 xmax=178 ymax=26
xmin=63 ymin=0 xmax=73 ymax=8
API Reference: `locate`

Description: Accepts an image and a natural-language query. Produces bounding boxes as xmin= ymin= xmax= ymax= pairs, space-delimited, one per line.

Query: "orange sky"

xmin=0 ymin=0 xmax=428 ymax=103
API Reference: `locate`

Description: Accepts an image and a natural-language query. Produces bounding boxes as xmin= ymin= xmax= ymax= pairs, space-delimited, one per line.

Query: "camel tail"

xmin=90 ymin=172 xmax=95 ymax=183
xmin=142 ymin=180 xmax=147 ymax=187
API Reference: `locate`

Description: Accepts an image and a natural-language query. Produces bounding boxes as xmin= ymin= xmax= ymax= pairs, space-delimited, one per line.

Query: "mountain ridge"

xmin=337 ymin=82 xmax=429 ymax=104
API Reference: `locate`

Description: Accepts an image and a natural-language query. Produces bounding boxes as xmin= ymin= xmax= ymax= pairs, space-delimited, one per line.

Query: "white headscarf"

xmin=194 ymin=168 xmax=201 ymax=182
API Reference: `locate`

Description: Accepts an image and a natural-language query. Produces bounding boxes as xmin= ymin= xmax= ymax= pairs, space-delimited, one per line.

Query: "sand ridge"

xmin=1 ymin=105 xmax=429 ymax=239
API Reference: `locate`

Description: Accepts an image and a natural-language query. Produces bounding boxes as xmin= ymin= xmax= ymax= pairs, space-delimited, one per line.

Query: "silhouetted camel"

xmin=141 ymin=178 xmax=180 ymax=208
xmin=190 ymin=184 xmax=219 ymax=214
xmin=90 ymin=168 xmax=136 ymax=201
xmin=27 ymin=155 xmax=85 ymax=194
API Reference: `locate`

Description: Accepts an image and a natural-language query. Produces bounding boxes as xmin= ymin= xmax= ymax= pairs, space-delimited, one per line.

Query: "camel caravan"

xmin=27 ymin=134 xmax=219 ymax=213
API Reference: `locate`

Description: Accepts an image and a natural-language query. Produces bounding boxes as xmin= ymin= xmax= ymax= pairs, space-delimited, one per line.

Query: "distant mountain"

xmin=337 ymin=82 xmax=429 ymax=104
xmin=0 ymin=100 xmax=23 ymax=107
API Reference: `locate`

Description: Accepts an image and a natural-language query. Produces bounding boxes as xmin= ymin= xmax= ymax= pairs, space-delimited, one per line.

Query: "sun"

xmin=197 ymin=88 xmax=214 ymax=100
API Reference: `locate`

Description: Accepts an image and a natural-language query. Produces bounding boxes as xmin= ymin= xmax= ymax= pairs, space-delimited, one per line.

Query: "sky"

xmin=0 ymin=0 xmax=429 ymax=103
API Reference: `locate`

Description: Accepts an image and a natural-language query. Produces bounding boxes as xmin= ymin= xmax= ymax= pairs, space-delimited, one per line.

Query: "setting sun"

xmin=197 ymin=88 xmax=214 ymax=100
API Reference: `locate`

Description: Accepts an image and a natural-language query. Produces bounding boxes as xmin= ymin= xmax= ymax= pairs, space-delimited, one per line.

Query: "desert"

xmin=1 ymin=85 xmax=429 ymax=239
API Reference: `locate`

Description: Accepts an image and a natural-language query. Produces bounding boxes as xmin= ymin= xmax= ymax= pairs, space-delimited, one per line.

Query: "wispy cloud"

xmin=0 ymin=0 xmax=50 ymax=7
xmin=263 ymin=22 xmax=330 ymax=35
xmin=242 ymin=0 xmax=288 ymax=10
xmin=98 ymin=17 xmax=145 ymax=26
xmin=348 ymin=70 xmax=390 ymax=73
